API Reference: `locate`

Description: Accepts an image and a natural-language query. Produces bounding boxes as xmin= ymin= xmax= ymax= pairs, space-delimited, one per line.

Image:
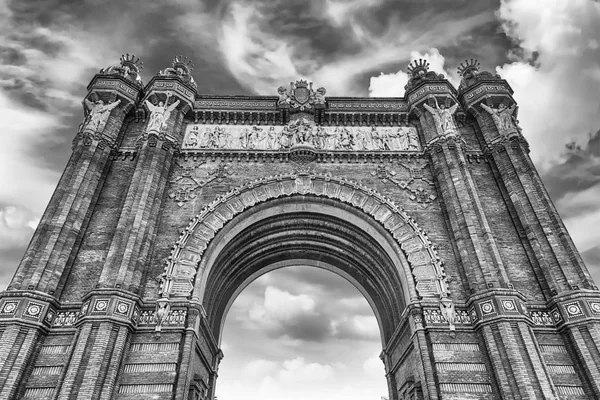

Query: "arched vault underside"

xmin=163 ymin=173 xmax=451 ymax=344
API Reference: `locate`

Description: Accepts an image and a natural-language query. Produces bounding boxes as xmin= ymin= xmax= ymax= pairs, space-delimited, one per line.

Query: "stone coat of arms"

xmin=277 ymin=80 xmax=326 ymax=111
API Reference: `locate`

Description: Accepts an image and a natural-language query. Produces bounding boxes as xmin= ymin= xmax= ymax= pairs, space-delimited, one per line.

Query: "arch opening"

xmin=215 ymin=266 xmax=389 ymax=400
xmin=198 ymin=196 xmax=412 ymax=345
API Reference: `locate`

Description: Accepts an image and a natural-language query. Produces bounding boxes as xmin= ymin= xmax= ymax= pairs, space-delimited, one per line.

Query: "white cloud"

xmin=332 ymin=315 xmax=380 ymax=340
xmin=558 ymin=184 xmax=600 ymax=252
xmin=217 ymin=1 xmax=493 ymax=96
xmin=495 ymin=0 xmax=600 ymax=169
xmin=362 ymin=353 xmax=383 ymax=376
xmin=0 ymin=206 xmax=38 ymax=250
xmin=242 ymin=359 xmax=278 ymax=379
xmin=368 ymin=48 xmax=460 ymax=97
xmin=249 ymin=286 xmax=316 ymax=324
xmin=278 ymin=357 xmax=335 ymax=382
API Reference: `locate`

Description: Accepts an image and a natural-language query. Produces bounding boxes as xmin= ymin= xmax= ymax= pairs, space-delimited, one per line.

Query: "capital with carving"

xmin=74 ymin=55 xmax=144 ymax=150
xmin=142 ymin=56 xmax=197 ymax=147
xmin=405 ymin=59 xmax=461 ymax=146
xmin=457 ymin=59 xmax=523 ymax=145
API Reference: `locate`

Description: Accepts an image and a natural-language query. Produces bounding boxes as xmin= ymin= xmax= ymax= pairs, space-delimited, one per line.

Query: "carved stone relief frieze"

xmin=183 ymin=121 xmax=421 ymax=152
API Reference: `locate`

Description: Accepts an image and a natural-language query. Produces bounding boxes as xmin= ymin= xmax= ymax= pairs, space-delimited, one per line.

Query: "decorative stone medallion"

xmin=479 ymin=300 xmax=495 ymax=316
xmin=588 ymin=301 xmax=600 ymax=315
xmin=93 ymin=299 xmax=109 ymax=313
xmin=115 ymin=301 xmax=131 ymax=317
xmin=564 ymin=302 xmax=584 ymax=318
xmin=0 ymin=301 xmax=19 ymax=315
xmin=24 ymin=302 xmax=44 ymax=319
xmin=501 ymin=299 xmax=518 ymax=313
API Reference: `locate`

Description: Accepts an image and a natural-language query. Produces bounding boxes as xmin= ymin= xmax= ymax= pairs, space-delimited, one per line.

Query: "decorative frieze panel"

xmin=183 ymin=121 xmax=420 ymax=152
xmin=137 ymin=309 xmax=187 ymax=327
xmin=439 ymin=383 xmax=493 ymax=393
xmin=130 ymin=342 xmax=179 ymax=352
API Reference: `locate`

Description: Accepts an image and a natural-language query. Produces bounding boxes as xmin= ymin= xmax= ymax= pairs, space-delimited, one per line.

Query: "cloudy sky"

xmin=1 ymin=0 xmax=599 ymax=398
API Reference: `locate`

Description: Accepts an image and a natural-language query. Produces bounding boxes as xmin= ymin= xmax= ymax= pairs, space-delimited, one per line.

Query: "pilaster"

xmin=8 ymin=63 xmax=141 ymax=297
xmin=98 ymin=57 xmax=196 ymax=293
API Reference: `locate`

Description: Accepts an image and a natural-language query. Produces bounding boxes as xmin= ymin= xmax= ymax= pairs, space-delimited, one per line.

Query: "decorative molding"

xmin=118 ymin=384 xmax=174 ymax=394
xmin=23 ymin=387 xmax=55 ymax=398
xmin=163 ymin=173 xmax=449 ymax=301
xmin=328 ymin=101 xmax=407 ymax=110
xmin=130 ymin=342 xmax=179 ymax=352
xmin=432 ymin=343 xmax=480 ymax=352
xmin=39 ymin=345 xmax=70 ymax=354
xmin=556 ymin=386 xmax=585 ymax=396
xmin=540 ymin=344 xmax=567 ymax=354
xmin=439 ymin=383 xmax=492 ymax=393
xmin=32 ymin=366 xmax=63 ymax=376
xmin=137 ymin=309 xmax=187 ymax=327
xmin=436 ymin=363 xmax=486 ymax=372
xmin=194 ymin=99 xmax=277 ymax=109
xmin=123 ymin=363 xmax=177 ymax=373
xmin=182 ymin=122 xmax=420 ymax=152
xmin=547 ymin=365 xmax=576 ymax=374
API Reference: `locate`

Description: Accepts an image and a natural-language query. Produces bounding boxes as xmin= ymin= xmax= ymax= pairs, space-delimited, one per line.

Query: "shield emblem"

xmin=294 ymin=87 xmax=310 ymax=104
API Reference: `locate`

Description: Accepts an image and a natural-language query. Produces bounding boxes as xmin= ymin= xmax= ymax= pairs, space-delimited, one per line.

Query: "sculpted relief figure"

xmin=182 ymin=124 xmax=422 ymax=152
xmin=480 ymin=102 xmax=519 ymax=135
xmin=145 ymin=96 xmax=180 ymax=133
xmin=82 ymin=98 xmax=121 ymax=133
xmin=423 ymin=98 xmax=458 ymax=135
xmin=277 ymin=86 xmax=291 ymax=105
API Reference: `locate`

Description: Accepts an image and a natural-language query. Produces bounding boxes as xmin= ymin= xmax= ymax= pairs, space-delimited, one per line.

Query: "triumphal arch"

xmin=1 ymin=54 xmax=600 ymax=399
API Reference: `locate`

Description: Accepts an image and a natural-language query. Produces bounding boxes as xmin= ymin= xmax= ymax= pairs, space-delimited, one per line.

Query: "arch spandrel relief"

xmin=182 ymin=119 xmax=421 ymax=151
xmin=162 ymin=174 xmax=450 ymax=311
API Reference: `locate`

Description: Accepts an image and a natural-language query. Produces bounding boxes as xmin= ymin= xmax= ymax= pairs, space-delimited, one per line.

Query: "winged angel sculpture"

xmin=480 ymin=102 xmax=520 ymax=135
xmin=145 ymin=92 xmax=180 ymax=133
xmin=82 ymin=98 xmax=121 ymax=133
xmin=423 ymin=98 xmax=458 ymax=135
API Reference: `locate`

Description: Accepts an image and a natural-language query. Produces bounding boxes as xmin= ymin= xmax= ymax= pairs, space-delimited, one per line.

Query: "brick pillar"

xmin=55 ymin=290 xmax=138 ymax=399
xmin=459 ymin=63 xmax=600 ymax=397
xmin=9 ymin=75 xmax=139 ymax=296
xmin=98 ymin=76 xmax=195 ymax=292
xmin=408 ymin=81 xmax=510 ymax=294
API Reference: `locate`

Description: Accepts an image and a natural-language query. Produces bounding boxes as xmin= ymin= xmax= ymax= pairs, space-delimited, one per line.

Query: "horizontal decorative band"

xmin=436 ymin=363 xmax=487 ymax=372
xmin=23 ymin=387 xmax=55 ymax=398
xmin=32 ymin=366 xmax=62 ymax=376
xmin=439 ymin=383 xmax=492 ymax=393
xmin=556 ymin=386 xmax=585 ymax=395
xmin=124 ymin=363 xmax=177 ymax=373
xmin=39 ymin=345 xmax=70 ymax=354
xmin=539 ymin=344 xmax=567 ymax=354
xmin=432 ymin=343 xmax=480 ymax=352
xmin=547 ymin=364 xmax=576 ymax=374
xmin=118 ymin=384 xmax=174 ymax=394
xmin=129 ymin=342 xmax=179 ymax=352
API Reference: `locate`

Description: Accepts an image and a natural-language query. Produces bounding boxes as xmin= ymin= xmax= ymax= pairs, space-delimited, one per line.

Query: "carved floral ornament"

xmin=160 ymin=173 xmax=451 ymax=307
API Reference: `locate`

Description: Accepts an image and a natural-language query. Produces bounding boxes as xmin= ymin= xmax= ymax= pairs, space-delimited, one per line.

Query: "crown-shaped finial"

xmin=457 ymin=59 xmax=480 ymax=77
xmin=407 ymin=59 xmax=429 ymax=77
xmin=171 ymin=55 xmax=194 ymax=74
xmin=119 ymin=53 xmax=143 ymax=73
xmin=295 ymin=80 xmax=309 ymax=88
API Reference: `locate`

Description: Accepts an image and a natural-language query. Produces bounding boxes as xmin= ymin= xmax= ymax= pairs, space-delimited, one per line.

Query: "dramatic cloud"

xmin=495 ymin=0 xmax=600 ymax=170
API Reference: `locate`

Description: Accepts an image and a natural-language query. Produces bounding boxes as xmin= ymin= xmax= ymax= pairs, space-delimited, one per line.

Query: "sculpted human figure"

xmin=313 ymin=126 xmax=325 ymax=149
xmin=312 ymin=87 xmax=326 ymax=105
xmin=145 ymin=96 xmax=180 ymax=133
xmin=423 ymin=98 xmax=458 ymax=135
xmin=277 ymin=86 xmax=291 ymax=105
xmin=408 ymin=129 xmax=420 ymax=150
xmin=267 ymin=126 xmax=279 ymax=150
xmin=185 ymin=127 xmax=199 ymax=147
xmin=83 ymin=98 xmax=121 ymax=133
xmin=480 ymin=102 xmax=519 ymax=135
xmin=370 ymin=126 xmax=383 ymax=150
xmin=397 ymin=128 xmax=409 ymax=150
xmin=336 ymin=127 xmax=353 ymax=150
xmin=324 ymin=127 xmax=338 ymax=149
